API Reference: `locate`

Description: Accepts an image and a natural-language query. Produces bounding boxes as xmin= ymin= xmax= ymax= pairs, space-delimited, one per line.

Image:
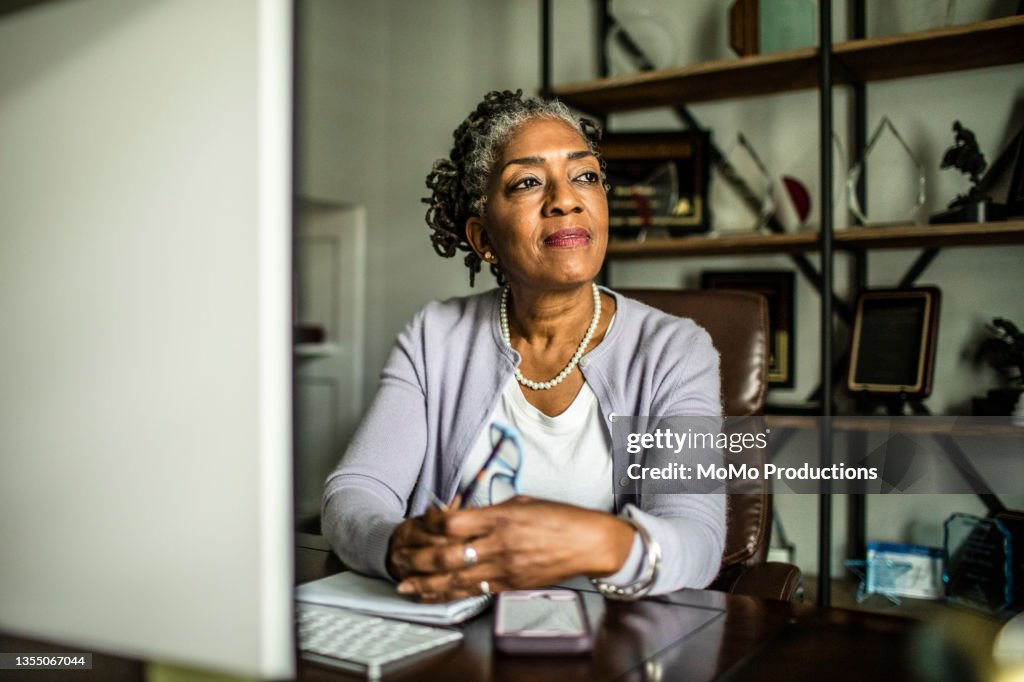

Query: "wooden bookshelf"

xmin=605 ymin=220 xmax=1024 ymax=260
xmin=553 ymin=16 xmax=1024 ymax=112
xmin=549 ymin=11 xmax=1024 ymax=611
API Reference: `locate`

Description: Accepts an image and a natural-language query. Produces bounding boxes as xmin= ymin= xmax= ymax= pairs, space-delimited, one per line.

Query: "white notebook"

xmin=295 ymin=571 xmax=492 ymax=625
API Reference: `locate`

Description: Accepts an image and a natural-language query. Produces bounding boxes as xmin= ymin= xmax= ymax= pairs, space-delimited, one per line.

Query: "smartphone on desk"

xmin=493 ymin=590 xmax=593 ymax=655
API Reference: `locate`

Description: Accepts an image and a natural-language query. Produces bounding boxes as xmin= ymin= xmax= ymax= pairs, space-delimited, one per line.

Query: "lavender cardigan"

xmin=321 ymin=287 xmax=725 ymax=594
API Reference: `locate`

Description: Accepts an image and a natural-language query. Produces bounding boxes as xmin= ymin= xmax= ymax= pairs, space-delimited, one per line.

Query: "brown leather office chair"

xmin=620 ymin=289 xmax=803 ymax=601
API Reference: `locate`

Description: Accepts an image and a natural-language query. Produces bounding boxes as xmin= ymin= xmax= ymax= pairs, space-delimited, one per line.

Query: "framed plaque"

xmin=847 ymin=288 xmax=941 ymax=396
xmin=600 ymin=131 xmax=710 ymax=240
xmin=701 ymin=270 xmax=795 ymax=388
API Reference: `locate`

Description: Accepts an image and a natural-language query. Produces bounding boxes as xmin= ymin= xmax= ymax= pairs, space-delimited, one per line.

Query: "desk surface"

xmin=295 ymin=534 xmax=929 ymax=682
xmin=0 ymin=535 xmax=967 ymax=681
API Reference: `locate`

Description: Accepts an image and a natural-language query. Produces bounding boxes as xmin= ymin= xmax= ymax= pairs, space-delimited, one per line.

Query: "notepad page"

xmin=295 ymin=571 xmax=491 ymax=625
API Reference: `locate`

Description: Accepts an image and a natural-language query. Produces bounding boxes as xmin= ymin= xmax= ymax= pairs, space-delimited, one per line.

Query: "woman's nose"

xmin=542 ymin=178 xmax=582 ymax=215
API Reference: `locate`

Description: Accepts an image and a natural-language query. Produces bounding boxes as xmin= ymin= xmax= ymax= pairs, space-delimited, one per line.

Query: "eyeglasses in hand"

xmin=457 ymin=422 xmax=523 ymax=508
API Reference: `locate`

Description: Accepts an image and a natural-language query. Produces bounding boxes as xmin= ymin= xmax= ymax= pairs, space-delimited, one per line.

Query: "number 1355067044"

xmin=0 ymin=654 xmax=92 ymax=670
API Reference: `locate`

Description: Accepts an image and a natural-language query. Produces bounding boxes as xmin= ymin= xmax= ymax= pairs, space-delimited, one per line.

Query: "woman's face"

xmin=467 ymin=118 xmax=608 ymax=291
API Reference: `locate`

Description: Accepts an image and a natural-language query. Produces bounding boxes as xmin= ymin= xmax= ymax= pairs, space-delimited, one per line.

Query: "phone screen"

xmin=497 ymin=592 xmax=586 ymax=635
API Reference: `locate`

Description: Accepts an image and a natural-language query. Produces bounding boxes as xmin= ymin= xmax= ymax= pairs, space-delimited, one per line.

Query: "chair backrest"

xmin=619 ymin=289 xmax=769 ymax=416
xmin=619 ymin=288 xmax=771 ymax=566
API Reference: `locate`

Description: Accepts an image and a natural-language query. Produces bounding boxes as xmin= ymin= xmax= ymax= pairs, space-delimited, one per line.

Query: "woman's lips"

xmin=544 ymin=227 xmax=591 ymax=248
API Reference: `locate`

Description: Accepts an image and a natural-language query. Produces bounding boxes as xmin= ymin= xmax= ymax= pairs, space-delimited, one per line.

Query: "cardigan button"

xmin=578 ymin=356 xmax=589 ymax=369
xmin=619 ymin=477 xmax=629 ymax=487
xmin=608 ymin=412 xmax=617 ymax=422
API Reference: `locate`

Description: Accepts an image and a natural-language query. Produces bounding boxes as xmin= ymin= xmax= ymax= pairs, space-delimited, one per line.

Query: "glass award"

xmin=943 ymin=512 xmax=1019 ymax=614
xmin=606 ymin=0 xmax=680 ymax=75
xmin=710 ymin=133 xmax=774 ymax=234
xmin=831 ymin=132 xmax=848 ymax=225
xmin=847 ymin=116 xmax=926 ymax=226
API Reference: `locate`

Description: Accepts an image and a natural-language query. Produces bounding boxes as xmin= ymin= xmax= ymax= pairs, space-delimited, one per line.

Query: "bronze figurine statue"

xmin=931 ymin=120 xmax=1006 ymax=224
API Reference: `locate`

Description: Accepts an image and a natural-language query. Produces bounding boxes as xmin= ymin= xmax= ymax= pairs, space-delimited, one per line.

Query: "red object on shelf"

xmin=782 ymin=176 xmax=811 ymax=223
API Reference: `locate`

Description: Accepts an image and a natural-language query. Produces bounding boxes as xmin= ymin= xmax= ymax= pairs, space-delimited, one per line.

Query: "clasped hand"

xmin=387 ymin=496 xmax=634 ymax=602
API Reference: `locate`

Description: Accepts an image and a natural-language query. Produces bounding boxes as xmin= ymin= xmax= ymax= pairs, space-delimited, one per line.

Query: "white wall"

xmin=298 ymin=0 xmax=1024 ymax=577
xmin=298 ymin=0 xmax=551 ymax=401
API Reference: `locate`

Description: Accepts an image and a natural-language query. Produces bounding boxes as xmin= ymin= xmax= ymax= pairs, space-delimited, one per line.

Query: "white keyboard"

xmin=297 ymin=602 xmax=463 ymax=679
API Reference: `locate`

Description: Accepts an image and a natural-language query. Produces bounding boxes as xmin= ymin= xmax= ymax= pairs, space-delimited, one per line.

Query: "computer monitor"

xmin=0 ymin=1 xmax=294 ymax=678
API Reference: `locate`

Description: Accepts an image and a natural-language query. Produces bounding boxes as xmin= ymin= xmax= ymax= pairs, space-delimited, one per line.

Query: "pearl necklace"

xmin=500 ymin=283 xmax=601 ymax=391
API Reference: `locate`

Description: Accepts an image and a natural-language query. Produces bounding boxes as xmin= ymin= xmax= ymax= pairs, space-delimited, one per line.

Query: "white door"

xmin=294 ymin=199 xmax=366 ymax=525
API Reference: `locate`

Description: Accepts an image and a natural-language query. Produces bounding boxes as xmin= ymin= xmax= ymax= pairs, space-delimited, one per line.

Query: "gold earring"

xmin=484 ymin=251 xmax=494 ymax=262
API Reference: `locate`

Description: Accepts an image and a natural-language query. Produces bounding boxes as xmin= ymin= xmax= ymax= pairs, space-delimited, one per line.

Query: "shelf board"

xmin=553 ymin=16 xmax=1024 ymax=112
xmin=296 ymin=194 xmax=349 ymax=210
xmin=608 ymin=230 xmax=816 ymax=258
xmin=765 ymin=415 xmax=1024 ymax=437
xmin=294 ymin=342 xmax=340 ymax=358
xmin=836 ymin=14 xmax=1024 ymax=83
xmin=834 ymin=220 xmax=1024 ymax=250
xmin=605 ymin=220 xmax=1024 ymax=259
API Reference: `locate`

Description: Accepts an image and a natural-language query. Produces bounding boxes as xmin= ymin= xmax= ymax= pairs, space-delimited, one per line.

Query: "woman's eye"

xmin=511 ymin=177 xmax=541 ymax=191
xmin=576 ymin=170 xmax=600 ymax=183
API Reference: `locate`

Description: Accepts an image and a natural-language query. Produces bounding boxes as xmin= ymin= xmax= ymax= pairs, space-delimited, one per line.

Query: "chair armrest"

xmin=295 ymin=533 xmax=346 ymax=585
xmin=729 ymin=562 xmax=803 ymax=602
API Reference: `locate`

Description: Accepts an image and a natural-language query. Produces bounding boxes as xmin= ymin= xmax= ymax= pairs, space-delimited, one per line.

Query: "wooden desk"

xmin=296 ymin=534 xmax=927 ymax=681
xmin=0 ymin=534 xmax=938 ymax=681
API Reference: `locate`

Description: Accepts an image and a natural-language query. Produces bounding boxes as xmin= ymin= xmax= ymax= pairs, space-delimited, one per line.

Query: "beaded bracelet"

xmin=590 ymin=515 xmax=661 ymax=600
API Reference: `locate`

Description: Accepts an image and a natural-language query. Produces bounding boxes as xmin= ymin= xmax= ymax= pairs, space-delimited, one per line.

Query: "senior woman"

xmin=322 ymin=90 xmax=724 ymax=602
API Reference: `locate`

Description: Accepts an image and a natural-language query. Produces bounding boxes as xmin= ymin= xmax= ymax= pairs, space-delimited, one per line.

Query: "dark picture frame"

xmin=701 ymin=270 xmax=795 ymax=388
xmin=847 ymin=288 xmax=941 ymax=397
xmin=600 ymin=131 xmax=711 ymax=240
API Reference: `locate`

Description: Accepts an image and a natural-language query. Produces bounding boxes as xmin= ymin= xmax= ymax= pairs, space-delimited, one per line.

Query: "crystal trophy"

xmin=944 ymin=512 xmax=1023 ymax=615
xmin=710 ymin=133 xmax=774 ymax=234
xmin=847 ymin=116 xmax=926 ymax=226
xmin=605 ymin=0 xmax=679 ymax=75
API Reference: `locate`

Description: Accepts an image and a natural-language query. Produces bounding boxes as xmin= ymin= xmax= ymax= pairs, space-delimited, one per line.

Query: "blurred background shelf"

xmin=606 ymin=221 xmax=1024 ymax=259
xmin=802 ymin=576 xmax=1005 ymax=639
xmin=553 ymin=16 xmax=1024 ymax=111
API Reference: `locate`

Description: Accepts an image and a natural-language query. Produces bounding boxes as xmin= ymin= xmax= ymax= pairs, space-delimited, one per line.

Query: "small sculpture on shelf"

xmin=943 ymin=121 xmax=986 ymax=187
xmin=972 ymin=317 xmax=1024 ymax=416
xmin=930 ymin=120 xmax=1007 ymax=224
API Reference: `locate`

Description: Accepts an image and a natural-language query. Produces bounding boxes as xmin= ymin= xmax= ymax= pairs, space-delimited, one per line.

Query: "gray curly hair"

xmin=423 ymin=90 xmax=605 ymax=286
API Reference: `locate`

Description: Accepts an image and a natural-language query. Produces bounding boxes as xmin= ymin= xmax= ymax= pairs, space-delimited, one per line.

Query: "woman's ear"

xmin=465 ymin=216 xmax=498 ymax=264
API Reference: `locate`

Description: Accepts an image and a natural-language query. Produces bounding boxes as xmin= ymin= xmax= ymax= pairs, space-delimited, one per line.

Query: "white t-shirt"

xmin=458 ymin=377 xmax=614 ymax=510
